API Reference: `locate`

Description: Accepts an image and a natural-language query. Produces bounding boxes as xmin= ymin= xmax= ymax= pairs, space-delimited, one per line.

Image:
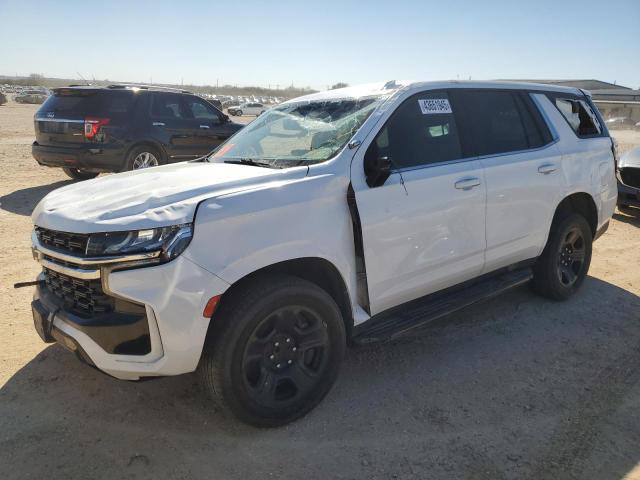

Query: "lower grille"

xmin=43 ymin=267 xmax=114 ymax=317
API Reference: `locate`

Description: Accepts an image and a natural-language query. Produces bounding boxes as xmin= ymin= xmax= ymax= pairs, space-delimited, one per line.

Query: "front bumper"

xmin=31 ymin=234 xmax=230 ymax=380
xmin=617 ymin=178 xmax=640 ymax=208
xmin=32 ymin=141 xmax=126 ymax=172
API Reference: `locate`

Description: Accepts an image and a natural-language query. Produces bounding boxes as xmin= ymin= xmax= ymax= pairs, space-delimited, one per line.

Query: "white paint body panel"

xmin=31 ymin=80 xmax=617 ymax=378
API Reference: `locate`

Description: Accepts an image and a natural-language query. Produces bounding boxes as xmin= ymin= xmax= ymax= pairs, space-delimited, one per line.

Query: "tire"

xmin=531 ymin=213 xmax=593 ymax=300
xmin=236 ymin=109 xmax=243 ymax=116
xmin=124 ymin=145 xmax=163 ymax=171
xmin=200 ymin=274 xmax=346 ymax=427
xmin=62 ymin=167 xmax=99 ymax=181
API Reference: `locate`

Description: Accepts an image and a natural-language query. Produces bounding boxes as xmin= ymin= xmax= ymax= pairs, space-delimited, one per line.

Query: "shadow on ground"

xmin=0 ymin=180 xmax=73 ymax=216
xmin=614 ymin=207 xmax=640 ymax=227
xmin=1 ymin=277 xmax=639 ymax=480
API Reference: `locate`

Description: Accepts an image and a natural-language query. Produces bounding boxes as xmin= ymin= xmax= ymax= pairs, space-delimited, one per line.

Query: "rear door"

xmin=182 ymin=96 xmax=234 ymax=154
xmin=351 ymin=90 xmax=487 ymax=315
xmin=149 ymin=92 xmax=199 ymax=160
xmin=450 ymin=88 xmax=562 ymax=272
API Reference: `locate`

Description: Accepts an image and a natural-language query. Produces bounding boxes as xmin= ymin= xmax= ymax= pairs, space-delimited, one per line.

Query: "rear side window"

xmin=151 ymin=93 xmax=187 ymax=119
xmin=552 ymin=97 xmax=602 ymax=137
xmin=371 ymin=91 xmax=463 ymax=169
xmin=451 ymin=90 xmax=553 ymax=156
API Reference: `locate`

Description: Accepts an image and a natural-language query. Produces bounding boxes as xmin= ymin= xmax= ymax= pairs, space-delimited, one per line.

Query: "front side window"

xmin=209 ymin=94 xmax=389 ymax=167
xmin=368 ymin=91 xmax=463 ymax=169
xmin=185 ymin=97 xmax=220 ymax=122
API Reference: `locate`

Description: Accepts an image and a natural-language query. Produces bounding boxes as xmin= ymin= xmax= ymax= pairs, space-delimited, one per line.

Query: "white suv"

xmin=227 ymin=102 xmax=266 ymax=116
xmin=29 ymin=81 xmax=617 ymax=426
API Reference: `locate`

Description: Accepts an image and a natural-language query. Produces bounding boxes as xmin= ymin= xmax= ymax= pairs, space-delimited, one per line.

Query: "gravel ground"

xmin=1 ymin=102 xmax=639 ymax=480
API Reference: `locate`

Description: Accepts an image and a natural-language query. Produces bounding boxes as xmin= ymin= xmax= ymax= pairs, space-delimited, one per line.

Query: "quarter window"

xmin=552 ymin=97 xmax=601 ymax=137
xmin=370 ymin=91 xmax=463 ymax=169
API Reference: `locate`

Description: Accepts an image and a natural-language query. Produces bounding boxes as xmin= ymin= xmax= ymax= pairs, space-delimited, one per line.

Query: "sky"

xmin=0 ymin=0 xmax=639 ymax=90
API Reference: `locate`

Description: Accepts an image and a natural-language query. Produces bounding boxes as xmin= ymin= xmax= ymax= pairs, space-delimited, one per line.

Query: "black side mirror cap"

xmin=364 ymin=155 xmax=392 ymax=188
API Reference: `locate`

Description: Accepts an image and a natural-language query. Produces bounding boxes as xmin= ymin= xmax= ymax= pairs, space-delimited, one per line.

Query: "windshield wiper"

xmin=223 ymin=158 xmax=278 ymax=168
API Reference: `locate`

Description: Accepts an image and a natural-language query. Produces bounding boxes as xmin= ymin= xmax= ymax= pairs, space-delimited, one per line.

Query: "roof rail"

xmin=106 ymin=83 xmax=192 ymax=94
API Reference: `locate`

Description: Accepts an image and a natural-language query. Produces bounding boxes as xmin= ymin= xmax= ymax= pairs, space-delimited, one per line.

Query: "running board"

xmin=352 ymin=267 xmax=533 ymax=345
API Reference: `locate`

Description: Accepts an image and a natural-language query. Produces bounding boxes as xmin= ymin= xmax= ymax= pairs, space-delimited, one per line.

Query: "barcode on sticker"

xmin=418 ymin=98 xmax=452 ymax=114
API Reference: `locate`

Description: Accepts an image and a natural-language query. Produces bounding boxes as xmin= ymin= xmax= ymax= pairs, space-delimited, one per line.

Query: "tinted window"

xmin=151 ymin=93 xmax=186 ymax=119
xmin=552 ymin=97 xmax=601 ymax=137
xmin=371 ymin=91 xmax=463 ymax=169
xmin=454 ymin=90 xmax=529 ymax=156
xmin=184 ymin=97 xmax=220 ymax=122
xmin=40 ymin=90 xmax=134 ymax=116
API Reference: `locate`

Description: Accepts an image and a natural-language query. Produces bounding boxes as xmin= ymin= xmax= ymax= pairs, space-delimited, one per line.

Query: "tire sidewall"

xmin=214 ymin=280 xmax=345 ymax=426
xmin=125 ymin=145 xmax=163 ymax=171
xmin=541 ymin=214 xmax=593 ymax=299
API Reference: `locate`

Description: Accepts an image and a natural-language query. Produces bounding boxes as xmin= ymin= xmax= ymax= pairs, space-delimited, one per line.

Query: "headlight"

xmin=86 ymin=224 xmax=193 ymax=261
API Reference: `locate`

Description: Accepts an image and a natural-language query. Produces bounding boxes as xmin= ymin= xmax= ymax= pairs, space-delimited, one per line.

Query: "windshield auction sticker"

xmin=418 ymin=98 xmax=452 ymax=114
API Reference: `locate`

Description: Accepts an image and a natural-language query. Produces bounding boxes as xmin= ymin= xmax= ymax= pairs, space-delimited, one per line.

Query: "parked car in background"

xmin=228 ymin=102 xmax=266 ymax=116
xmin=605 ymin=116 xmax=635 ymax=129
xmin=31 ymin=84 xmax=244 ymax=180
xmin=15 ymin=89 xmax=49 ymax=104
xmin=617 ymin=146 xmax=640 ymax=209
xmin=28 ymin=81 xmax=616 ymax=426
xmin=0 ymin=92 xmax=6 ymax=105
xmin=635 ymin=121 xmax=640 ymax=131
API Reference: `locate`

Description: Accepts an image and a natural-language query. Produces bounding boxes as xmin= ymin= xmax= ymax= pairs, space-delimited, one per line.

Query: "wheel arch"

xmin=551 ymin=192 xmax=598 ymax=237
xmin=211 ymin=257 xmax=354 ymax=339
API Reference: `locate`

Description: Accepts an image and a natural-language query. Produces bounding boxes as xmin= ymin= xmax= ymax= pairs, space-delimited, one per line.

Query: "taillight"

xmin=84 ymin=117 xmax=110 ymax=139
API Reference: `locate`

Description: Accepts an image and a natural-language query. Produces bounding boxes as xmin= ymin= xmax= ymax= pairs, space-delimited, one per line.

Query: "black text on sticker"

xmin=418 ymin=98 xmax=452 ymax=114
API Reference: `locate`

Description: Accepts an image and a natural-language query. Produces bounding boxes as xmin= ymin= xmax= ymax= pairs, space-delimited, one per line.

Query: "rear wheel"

xmin=125 ymin=145 xmax=163 ymax=171
xmin=62 ymin=167 xmax=99 ymax=181
xmin=531 ymin=213 xmax=592 ymax=300
xmin=200 ymin=274 xmax=346 ymax=427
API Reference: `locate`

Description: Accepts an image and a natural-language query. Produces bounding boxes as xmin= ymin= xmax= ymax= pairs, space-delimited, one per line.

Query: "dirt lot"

xmin=1 ymin=101 xmax=639 ymax=480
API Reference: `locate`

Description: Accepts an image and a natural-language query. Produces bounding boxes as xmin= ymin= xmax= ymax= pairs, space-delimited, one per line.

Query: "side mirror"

xmin=364 ymin=153 xmax=392 ymax=188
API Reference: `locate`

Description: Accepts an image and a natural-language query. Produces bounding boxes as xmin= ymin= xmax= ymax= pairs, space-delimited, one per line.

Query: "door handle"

xmin=454 ymin=177 xmax=481 ymax=190
xmin=152 ymin=122 xmax=165 ymax=126
xmin=538 ymin=163 xmax=557 ymax=174
xmin=199 ymin=125 xmax=210 ymax=129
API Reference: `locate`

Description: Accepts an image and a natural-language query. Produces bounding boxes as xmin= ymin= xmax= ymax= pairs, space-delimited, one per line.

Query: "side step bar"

xmin=352 ymin=267 xmax=533 ymax=345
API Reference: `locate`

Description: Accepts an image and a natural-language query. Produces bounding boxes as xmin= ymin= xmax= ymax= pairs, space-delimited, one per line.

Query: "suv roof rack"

xmin=106 ymin=83 xmax=192 ymax=94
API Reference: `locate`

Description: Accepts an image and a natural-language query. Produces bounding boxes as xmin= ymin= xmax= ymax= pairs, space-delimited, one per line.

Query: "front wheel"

xmin=236 ymin=109 xmax=243 ymax=116
xmin=200 ymin=274 xmax=346 ymax=427
xmin=531 ymin=213 xmax=592 ymax=300
xmin=62 ymin=167 xmax=99 ymax=181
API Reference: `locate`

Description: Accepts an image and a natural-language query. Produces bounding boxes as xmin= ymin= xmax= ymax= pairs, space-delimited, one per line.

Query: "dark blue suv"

xmin=32 ymin=84 xmax=243 ymax=180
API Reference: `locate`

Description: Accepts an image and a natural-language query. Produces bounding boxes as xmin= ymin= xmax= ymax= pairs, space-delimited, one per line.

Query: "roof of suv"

xmin=52 ymin=84 xmax=193 ymax=95
xmin=289 ymin=80 xmax=584 ymax=104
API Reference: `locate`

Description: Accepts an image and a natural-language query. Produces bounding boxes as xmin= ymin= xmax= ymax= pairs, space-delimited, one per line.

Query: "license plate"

xmin=32 ymin=301 xmax=55 ymax=343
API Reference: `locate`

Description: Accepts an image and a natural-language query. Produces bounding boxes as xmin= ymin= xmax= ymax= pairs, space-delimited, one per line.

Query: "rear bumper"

xmin=32 ymin=141 xmax=126 ymax=172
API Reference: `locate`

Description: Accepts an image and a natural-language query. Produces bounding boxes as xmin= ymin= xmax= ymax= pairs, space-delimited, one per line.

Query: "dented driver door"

xmin=351 ymin=90 xmax=486 ymax=315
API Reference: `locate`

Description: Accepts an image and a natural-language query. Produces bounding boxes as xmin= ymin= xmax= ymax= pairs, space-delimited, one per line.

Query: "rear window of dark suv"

xmin=40 ymin=89 xmax=136 ymax=117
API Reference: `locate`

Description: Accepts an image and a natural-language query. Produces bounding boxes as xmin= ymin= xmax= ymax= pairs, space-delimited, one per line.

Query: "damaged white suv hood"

xmin=32 ymin=162 xmax=307 ymax=233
